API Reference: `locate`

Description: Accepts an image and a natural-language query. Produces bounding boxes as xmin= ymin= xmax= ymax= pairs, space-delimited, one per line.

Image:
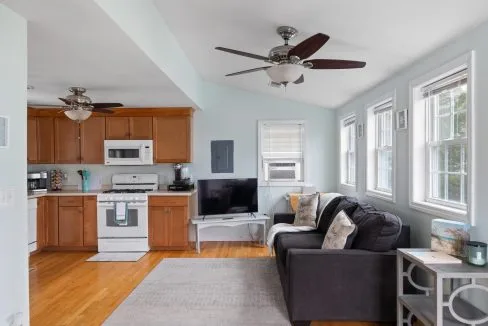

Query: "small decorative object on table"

xmin=467 ymin=241 xmax=487 ymax=266
xmin=431 ymin=218 xmax=470 ymax=258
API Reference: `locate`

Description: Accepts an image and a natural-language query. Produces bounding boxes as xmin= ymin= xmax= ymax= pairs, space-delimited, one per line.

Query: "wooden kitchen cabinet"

xmin=106 ymin=116 xmax=153 ymax=140
xmin=58 ymin=206 xmax=84 ymax=247
xmin=80 ymin=117 xmax=105 ymax=164
xmin=54 ymin=118 xmax=81 ymax=163
xmin=153 ymin=116 xmax=192 ymax=163
xmin=83 ymin=196 xmax=98 ymax=247
xmin=37 ymin=117 xmax=55 ymax=163
xmin=45 ymin=196 xmax=59 ymax=247
xmin=27 ymin=117 xmax=38 ymax=163
xmin=105 ymin=117 xmax=130 ymax=140
xmin=129 ymin=117 xmax=153 ymax=139
xmin=36 ymin=197 xmax=46 ymax=250
xmin=149 ymin=196 xmax=190 ymax=249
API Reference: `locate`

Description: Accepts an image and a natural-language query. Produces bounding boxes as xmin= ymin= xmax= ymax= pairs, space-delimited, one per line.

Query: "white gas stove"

xmin=96 ymin=174 xmax=158 ymax=252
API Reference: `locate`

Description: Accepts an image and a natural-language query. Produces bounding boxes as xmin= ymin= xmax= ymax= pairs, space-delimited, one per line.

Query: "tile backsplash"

xmin=28 ymin=164 xmax=180 ymax=190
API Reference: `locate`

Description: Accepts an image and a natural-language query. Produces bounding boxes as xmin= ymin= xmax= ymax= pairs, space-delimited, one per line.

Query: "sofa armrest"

xmin=273 ymin=213 xmax=295 ymax=225
xmin=286 ymin=248 xmax=397 ymax=322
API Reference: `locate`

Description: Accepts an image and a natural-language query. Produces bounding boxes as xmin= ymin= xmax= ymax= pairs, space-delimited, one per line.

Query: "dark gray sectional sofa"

xmin=272 ymin=196 xmax=410 ymax=326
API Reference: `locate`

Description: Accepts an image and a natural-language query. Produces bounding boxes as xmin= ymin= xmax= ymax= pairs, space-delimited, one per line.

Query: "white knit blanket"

xmin=266 ymin=193 xmax=343 ymax=254
xmin=266 ymin=223 xmax=315 ymax=253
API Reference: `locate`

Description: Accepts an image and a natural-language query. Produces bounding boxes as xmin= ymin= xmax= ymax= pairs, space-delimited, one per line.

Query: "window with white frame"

xmin=425 ymin=70 xmax=468 ymax=208
xmin=410 ymin=53 xmax=472 ymax=222
xmin=340 ymin=115 xmax=356 ymax=186
xmin=366 ymin=98 xmax=394 ymax=199
xmin=259 ymin=121 xmax=305 ymax=185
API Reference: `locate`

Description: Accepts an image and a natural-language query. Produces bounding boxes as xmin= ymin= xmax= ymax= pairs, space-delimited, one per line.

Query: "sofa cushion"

xmin=293 ymin=193 xmax=319 ymax=227
xmin=351 ymin=210 xmax=402 ymax=252
xmin=275 ymin=231 xmax=324 ymax=267
xmin=317 ymin=196 xmax=345 ymax=233
xmin=350 ymin=202 xmax=376 ymax=225
xmin=317 ymin=196 xmax=359 ymax=234
xmin=322 ymin=210 xmax=358 ymax=250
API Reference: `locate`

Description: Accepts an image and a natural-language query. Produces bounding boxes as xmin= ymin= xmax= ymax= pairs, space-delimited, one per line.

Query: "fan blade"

xmin=58 ymin=97 xmax=73 ymax=105
xmin=288 ymin=33 xmax=329 ymax=60
xmin=91 ymin=107 xmax=114 ymax=114
xmin=225 ymin=66 xmax=272 ymax=77
xmin=304 ymin=59 xmax=366 ymax=69
xmin=215 ymin=47 xmax=269 ymax=61
xmin=91 ymin=102 xmax=123 ymax=109
xmin=293 ymin=75 xmax=304 ymax=84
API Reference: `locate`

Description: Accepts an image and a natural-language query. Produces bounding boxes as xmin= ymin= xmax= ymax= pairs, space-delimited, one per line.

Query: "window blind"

xmin=422 ymin=69 xmax=468 ymax=97
xmin=343 ymin=115 xmax=356 ymax=127
xmin=261 ymin=123 xmax=303 ymax=159
xmin=373 ymin=100 xmax=393 ymax=114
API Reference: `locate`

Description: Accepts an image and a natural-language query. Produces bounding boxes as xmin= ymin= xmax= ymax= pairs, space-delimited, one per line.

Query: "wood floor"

xmin=29 ymin=242 xmax=384 ymax=326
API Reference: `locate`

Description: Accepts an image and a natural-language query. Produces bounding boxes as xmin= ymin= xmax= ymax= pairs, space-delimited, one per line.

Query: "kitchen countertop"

xmin=28 ymin=189 xmax=196 ymax=199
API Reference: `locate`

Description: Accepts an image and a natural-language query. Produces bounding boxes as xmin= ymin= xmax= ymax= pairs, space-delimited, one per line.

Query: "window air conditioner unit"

xmin=264 ymin=161 xmax=301 ymax=181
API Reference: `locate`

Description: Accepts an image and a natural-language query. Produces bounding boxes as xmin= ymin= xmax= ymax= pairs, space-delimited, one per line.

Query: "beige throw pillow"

xmin=322 ymin=210 xmax=357 ymax=249
xmin=293 ymin=193 xmax=319 ymax=227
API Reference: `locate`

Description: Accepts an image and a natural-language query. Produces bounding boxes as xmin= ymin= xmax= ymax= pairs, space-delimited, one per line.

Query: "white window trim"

xmin=409 ymin=51 xmax=475 ymax=225
xmin=365 ymin=91 xmax=397 ymax=203
xmin=339 ymin=113 xmax=358 ymax=192
xmin=257 ymin=120 xmax=307 ymax=187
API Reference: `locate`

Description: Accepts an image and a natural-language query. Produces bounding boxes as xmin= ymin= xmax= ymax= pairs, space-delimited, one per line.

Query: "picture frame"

xmin=357 ymin=123 xmax=364 ymax=138
xmin=396 ymin=109 xmax=408 ymax=130
xmin=0 ymin=116 xmax=8 ymax=148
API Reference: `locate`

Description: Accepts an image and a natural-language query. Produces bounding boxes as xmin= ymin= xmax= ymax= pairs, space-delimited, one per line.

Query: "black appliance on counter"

xmin=167 ymin=163 xmax=194 ymax=191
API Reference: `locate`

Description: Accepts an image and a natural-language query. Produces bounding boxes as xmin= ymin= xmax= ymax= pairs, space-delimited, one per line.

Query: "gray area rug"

xmin=104 ymin=258 xmax=290 ymax=325
xmin=86 ymin=252 xmax=147 ymax=262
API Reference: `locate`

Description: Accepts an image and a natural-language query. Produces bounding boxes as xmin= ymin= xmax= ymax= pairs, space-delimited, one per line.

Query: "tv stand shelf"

xmin=191 ymin=214 xmax=269 ymax=253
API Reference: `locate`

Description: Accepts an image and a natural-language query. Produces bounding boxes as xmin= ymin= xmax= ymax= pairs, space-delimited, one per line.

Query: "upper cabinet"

xmin=106 ymin=117 xmax=153 ymax=140
xmin=37 ymin=117 xmax=55 ymax=163
xmin=130 ymin=117 xmax=153 ymax=140
xmin=55 ymin=118 xmax=81 ymax=164
xmin=80 ymin=117 xmax=105 ymax=164
xmin=106 ymin=117 xmax=130 ymax=140
xmin=153 ymin=116 xmax=192 ymax=163
xmin=27 ymin=117 xmax=38 ymax=164
xmin=27 ymin=116 xmax=55 ymax=164
xmin=28 ymin=108 xmax=193 ymax=164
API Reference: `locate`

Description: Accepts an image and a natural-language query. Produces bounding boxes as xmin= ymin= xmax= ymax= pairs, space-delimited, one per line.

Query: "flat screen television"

xmin=197 ymin=178 xmax=258 ymax=216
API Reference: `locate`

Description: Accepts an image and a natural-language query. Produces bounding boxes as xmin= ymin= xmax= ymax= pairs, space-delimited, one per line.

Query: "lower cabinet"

xmin=83 ymin=196 xmax=98 ymax=247
xmin=58 ymin=206 xmax=84 ymax=247
xmin=149 ymin=196 xmax=191 ymax=249
xmin=45 ymin=196 xmax=59 ymax=247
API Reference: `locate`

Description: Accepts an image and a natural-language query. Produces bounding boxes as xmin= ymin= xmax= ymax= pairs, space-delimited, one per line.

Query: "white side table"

xmin=191 ymin=214 xmax=270 ymax=253
xmin=397 ymin=248 xmax=488 ymax=326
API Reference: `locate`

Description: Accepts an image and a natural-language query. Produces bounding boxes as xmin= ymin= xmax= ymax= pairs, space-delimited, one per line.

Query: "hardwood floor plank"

xmin=29 ymin=242 xmax=384 ymax=326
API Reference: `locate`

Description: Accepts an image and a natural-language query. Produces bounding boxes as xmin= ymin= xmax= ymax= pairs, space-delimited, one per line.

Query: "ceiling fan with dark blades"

xmin=215 ymin=26 xmax=366 ymax=86
xmin=30 ymin=87 xmax=123 ymax=122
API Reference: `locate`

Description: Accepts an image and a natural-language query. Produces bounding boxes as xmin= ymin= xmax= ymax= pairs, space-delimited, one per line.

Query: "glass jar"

xmin=466 ymin=241 xmax=487 ymax=266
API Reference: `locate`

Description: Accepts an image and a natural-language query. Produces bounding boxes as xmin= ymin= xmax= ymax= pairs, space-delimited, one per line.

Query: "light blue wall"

xmin=335 ymin=19 xmax=488 ymax=311
xmin=0 ymin=4 xmax=28 ymax=325
xmin=192 ymin=82 xmax=336 ymax=240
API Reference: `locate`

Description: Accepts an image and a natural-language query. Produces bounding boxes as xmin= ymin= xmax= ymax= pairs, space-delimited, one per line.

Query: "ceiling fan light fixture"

xmin=64 ymin=108 xmax=92 ymax=122
xmin=266 ymin=64 xmax=304 ymax=83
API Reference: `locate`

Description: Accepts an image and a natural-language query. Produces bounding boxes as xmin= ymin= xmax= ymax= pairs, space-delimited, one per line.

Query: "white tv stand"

xmin=191 ymin=213 xmax=270 ymax=253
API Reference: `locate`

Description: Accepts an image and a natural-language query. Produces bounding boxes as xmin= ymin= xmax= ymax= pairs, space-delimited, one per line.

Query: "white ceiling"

xmin=156 ymin=0 xmax=488 ymax=109
xmin=4 ymin=0 xmax=194 ymax=107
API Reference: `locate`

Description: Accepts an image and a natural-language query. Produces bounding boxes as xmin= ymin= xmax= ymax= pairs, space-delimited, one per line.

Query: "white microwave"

xmin=104 ymin=140 xmax=153 ymax=166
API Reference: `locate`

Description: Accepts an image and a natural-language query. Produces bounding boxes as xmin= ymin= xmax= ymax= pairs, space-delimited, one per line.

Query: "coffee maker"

xmin=168 ymin=163 xmax=194 ymax=191
xmin=28 ymin=171 xmax=48 ymax=194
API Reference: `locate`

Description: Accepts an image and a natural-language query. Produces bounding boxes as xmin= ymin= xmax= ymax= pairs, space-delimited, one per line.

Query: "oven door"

xmin=104 ymin=140 xmax=153 ymax=166
xmin=97 ymin=201 xmax=148 ymax=238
